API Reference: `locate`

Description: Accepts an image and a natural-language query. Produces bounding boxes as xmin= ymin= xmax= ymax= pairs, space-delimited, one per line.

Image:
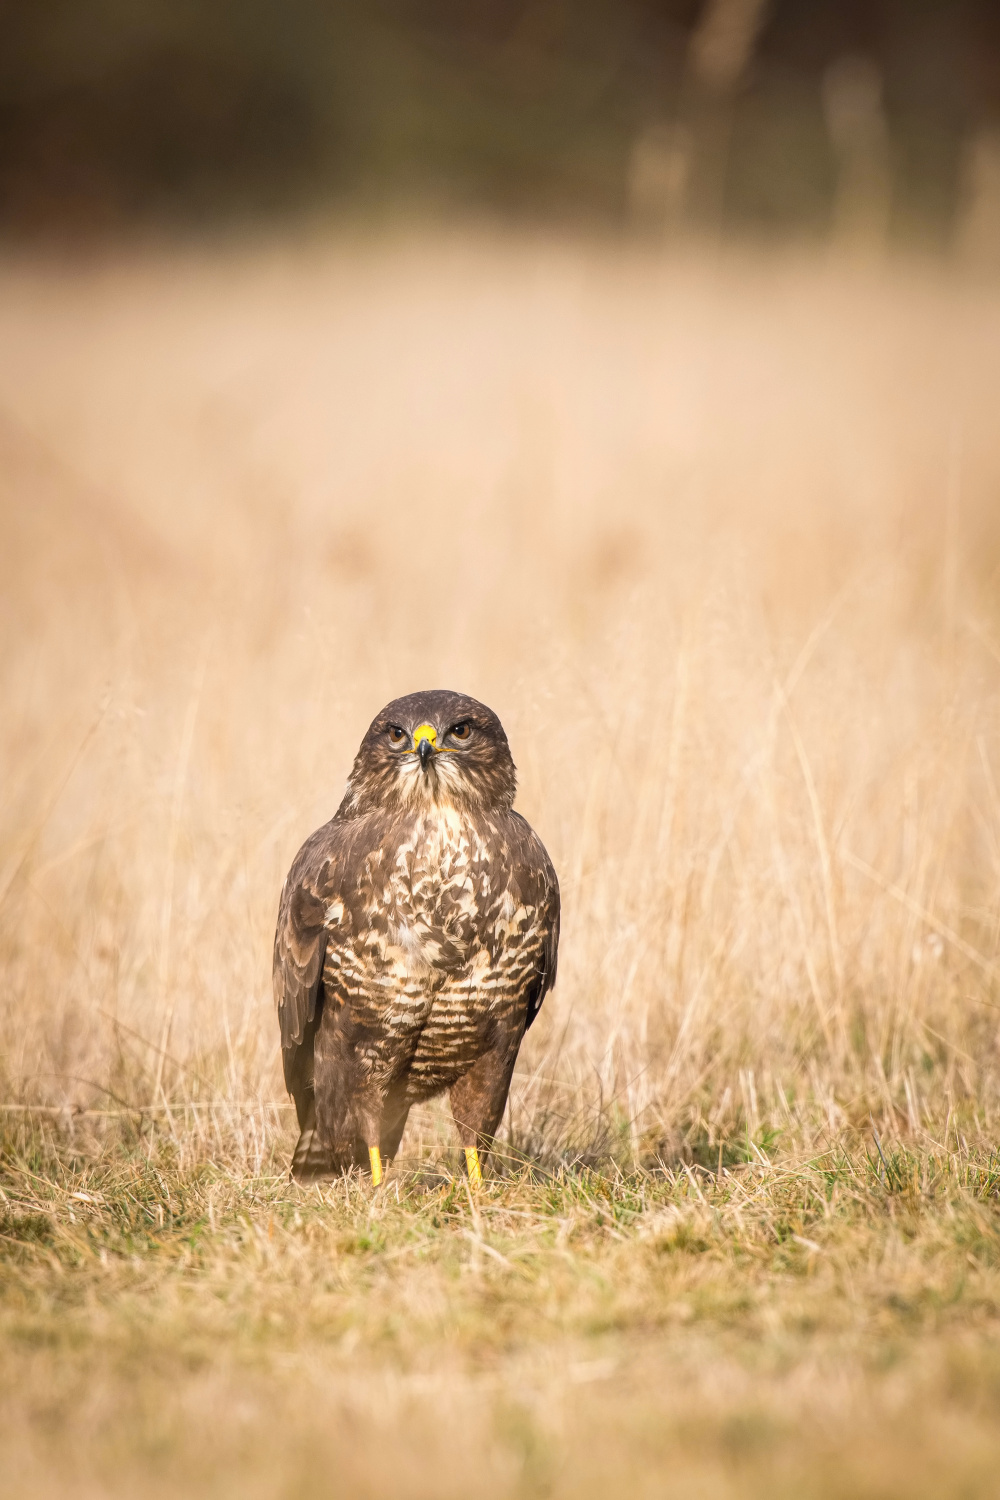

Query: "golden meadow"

xmin=3 ymin=230 xmax=1000 ymax=1497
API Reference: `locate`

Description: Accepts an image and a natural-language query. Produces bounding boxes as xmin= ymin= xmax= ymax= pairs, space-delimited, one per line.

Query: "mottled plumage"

xmin=273 ymin=690 xmax=560 ymax=1181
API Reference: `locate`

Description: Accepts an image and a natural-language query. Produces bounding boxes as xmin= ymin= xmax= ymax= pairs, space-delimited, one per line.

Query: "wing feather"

xmin=506 ymin=810 xmax=560 ymax=1030
xmin=273 ymin=816 xmax=368 ymax=1124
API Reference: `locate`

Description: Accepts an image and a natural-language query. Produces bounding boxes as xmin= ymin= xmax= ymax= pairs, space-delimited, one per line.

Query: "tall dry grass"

xmin=2 ymin=229 xmax=1000 ymax=1171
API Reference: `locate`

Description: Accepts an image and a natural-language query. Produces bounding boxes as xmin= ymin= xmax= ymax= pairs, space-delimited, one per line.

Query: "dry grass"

xmin=3 ymin=226 xmax=1000 ymax=1495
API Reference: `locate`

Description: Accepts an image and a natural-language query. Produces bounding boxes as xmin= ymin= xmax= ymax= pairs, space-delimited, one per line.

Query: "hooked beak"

xmin=413 ymin=722 xmax=438 ymax=771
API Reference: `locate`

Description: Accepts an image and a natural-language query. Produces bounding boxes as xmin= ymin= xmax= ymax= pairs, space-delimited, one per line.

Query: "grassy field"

xmin=3 ymin=226 xmax=1000 ymax=1496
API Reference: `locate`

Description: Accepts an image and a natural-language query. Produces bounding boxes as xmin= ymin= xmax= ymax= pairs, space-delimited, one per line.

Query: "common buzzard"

xmin=273 ymin=690 xmax=560 ymax=1185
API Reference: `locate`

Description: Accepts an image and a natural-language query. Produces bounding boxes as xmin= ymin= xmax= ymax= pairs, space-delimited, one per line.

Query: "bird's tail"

xmin=290 ymin=1126 xmax=337 ymax=1182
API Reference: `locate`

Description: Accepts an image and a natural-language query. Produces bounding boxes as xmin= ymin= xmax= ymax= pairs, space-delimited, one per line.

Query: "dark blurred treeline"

xmin=2 ymin=0 xmax=999 ymax=246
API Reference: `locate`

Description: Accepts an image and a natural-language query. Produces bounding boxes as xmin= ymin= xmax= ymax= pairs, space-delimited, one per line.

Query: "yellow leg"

xmin=369 ymin=1145 xmax=383 ymax=1186
xmin=465 ymin=1146 xmax=482 ymax=1188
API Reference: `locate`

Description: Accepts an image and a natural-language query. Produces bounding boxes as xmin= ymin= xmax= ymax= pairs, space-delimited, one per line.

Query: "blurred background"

xmin=2 ymin=0 xmax=1000 ymax=259
xmin=4 ymin=0 xmax=1000 ymax=1152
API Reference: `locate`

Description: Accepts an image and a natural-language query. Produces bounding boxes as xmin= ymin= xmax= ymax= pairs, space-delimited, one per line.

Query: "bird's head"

xmin=340 ymin=690 xmax=517 ymax=818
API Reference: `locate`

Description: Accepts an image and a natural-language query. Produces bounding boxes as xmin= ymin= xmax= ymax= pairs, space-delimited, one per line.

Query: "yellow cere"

xmin=413 ymin=723 xmax=461 ymax=756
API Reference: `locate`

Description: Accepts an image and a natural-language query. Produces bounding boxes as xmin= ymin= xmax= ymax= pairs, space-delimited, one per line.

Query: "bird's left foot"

xmin=465 ymin=1147 xmax=482 ymax=1187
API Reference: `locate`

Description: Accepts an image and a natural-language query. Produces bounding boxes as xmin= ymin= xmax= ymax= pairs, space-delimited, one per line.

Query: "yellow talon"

xmin=369 ymin=1145 xmax=383 ymax=1186
xmin=465 ymin=1147 xmax=482 ymax=1187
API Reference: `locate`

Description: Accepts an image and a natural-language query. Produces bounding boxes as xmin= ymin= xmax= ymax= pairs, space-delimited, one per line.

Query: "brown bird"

xmin=273 ymin=690 xmax=560 ymax=1185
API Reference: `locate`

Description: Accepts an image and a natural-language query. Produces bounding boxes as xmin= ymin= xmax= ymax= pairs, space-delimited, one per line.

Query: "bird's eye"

xmin=449 ymin=721 xmax=471 ymax=741
xmin=387 ymin=725 xmax=407 ymax=746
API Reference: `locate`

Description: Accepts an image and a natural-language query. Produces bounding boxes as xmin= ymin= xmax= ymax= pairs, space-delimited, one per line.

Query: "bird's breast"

xmin=386 ymin=805 xmax=491 ymax=965
xmin=322 ymin=805 xmax=537 ymax=1073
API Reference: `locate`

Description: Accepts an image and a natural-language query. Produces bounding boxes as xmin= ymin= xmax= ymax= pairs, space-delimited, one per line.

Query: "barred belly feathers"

xmin=273 ymin=690 xmax=560 ymax=1184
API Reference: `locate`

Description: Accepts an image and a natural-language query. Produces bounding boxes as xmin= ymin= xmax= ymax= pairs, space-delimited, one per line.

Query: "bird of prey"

xmin=273 ymin=690 xmax=560 ymax=1186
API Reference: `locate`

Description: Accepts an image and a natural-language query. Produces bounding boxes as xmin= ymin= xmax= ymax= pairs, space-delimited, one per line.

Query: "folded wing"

xmin=272 ymin=820 xmax=350 ymax=1128
xmin=505 ymin=810 xmax=560 ymax=1031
